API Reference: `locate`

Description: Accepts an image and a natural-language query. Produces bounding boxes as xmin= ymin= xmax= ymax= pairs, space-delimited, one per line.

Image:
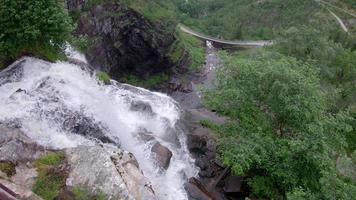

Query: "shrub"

xmin=0 ymin=0 xmax=72 ymax=61
xmin=96 ymin=71 xmax=111 ymax=85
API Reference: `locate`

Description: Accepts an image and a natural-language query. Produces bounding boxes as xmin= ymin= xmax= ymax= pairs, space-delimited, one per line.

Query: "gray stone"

xmin=69 ymin=1 xmax=176 ymax=82
xmin=65 ymin=146 xmax=157 ymax=200
xmin=151 ymin=142 xmax=173 ymax=169
xmin=0 ymin=179 xmax=42 ymax=200
xmin=130 ymin=100 xmax=154 ymax=115
xmin=0 ymin=123 xmax=46 ymax=162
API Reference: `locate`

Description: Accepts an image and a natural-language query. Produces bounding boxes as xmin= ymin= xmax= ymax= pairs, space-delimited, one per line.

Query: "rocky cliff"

xmin=67 ymin=0 xmax=177 ymax=81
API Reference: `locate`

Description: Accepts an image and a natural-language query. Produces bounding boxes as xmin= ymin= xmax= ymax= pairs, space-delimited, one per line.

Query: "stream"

xmin=0 ymin=49 xmax=198 ymax=199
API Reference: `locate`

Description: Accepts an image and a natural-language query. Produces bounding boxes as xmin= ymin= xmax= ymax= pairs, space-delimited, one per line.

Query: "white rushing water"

xmin=0 ymin=55 xmax=197 ymax=199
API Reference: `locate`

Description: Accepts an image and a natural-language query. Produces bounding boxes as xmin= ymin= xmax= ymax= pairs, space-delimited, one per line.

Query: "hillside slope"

xmin=176 ymin=0 xmax=349 ymax=40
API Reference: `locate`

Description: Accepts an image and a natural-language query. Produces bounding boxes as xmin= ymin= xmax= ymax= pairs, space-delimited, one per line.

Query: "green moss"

xmin=36 ymin=152 xmax=65 ymax=166
xmin=121 ymin=73 xmax=169 ymax=88
xmin=96 ymin=71 xmax=111 ymax=85
xmin=170 ymin=29 xmax=205 ymax=71
xmin=0 ymin=161 xmax=17 ymax=177
xmin=72 ymin=186 xmax=107 ymax=200
xmin=33 ymin=151 xmax=66 ymax=200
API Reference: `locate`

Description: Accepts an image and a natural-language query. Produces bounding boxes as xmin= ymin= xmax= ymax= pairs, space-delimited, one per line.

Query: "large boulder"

xmin=65 ymin=146 xmax=157 ymax=200
xmin=151 ymin=142 xmax=173 ymax=170
xmin=70 ymin=1 xmax=176 ymax=80
xmin=0 ymin=123 xmax=46 ymax=162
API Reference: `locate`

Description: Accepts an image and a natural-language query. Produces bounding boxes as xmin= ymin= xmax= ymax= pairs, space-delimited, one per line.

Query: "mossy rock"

xmin=96 ymin=71 xmax=111 ymax=85
xmin=0 ymin=161 xmax=17 ymax=177
xmin=33 ymin=151 xmax=67 ymax=200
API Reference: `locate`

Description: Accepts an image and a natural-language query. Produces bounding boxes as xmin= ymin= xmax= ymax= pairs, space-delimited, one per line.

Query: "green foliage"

xmin=0 ymin=0 xmax=72 ymax=61
xmin=72 ymin=186 xmax=106 ymax=200
xmin=0 ymin=161 xmax=16 ymax=177
xmin=121 ymin=73 xmax=169 ymax=88
xmin=203 ymin=50 xmax=354 ymax=199
xmin=33 ymin=151 xmax=66 ymax=200
xmin=96 ymin=71 xmax=111 ymax=85
xmin=169 ymin=29 xmax=204 ymax=71
xmin=70 ymin=35 xmax=90 ymax=53
xmin=175 ymin=0 xmax=336 ymax=40
xmin=36 ymin=152 xmax=65 ymax=166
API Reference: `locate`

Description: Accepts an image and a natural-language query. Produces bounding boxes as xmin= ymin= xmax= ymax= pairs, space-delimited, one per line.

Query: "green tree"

xmin=0 ymin=0 xmax=72 ymax=61
xmin=203 ymin=51 xmax=354 ymax=199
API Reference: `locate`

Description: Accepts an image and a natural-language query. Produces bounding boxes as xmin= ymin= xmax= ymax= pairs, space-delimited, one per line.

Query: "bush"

xmin=96 ymin=71 xmax=111 ymax=85
xmin=169 ymin=29 xmax=204 ymax=71
xmin=121 ymin=73 xmax=169 ymax=88
xmin=0 ymin=0 xmax=72 ymax=61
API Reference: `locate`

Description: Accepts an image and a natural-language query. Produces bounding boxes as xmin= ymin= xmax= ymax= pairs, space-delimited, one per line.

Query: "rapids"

xmin=0 ymin=53 xmax=197 ymax=199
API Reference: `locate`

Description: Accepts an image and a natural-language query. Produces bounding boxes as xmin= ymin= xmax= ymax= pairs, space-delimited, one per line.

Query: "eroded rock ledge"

xmin=0 ymin=122 xmax=158 ymax=200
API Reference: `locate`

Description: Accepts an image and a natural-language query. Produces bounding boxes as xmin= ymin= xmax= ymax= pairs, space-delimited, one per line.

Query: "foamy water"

xmin=0 ymin=56 xmax=197 ymax=199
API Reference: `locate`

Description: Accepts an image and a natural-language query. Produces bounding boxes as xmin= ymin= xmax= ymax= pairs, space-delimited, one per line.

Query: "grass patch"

xmin=96 ymin=71 xmax=111 ymax=85
xmin=121 ymin=73 xmax=169 ymax=88
xmin=168 ymin=29 xmax=205 ymax=71
xmin=72 ymin=186 xmax=106 ymax=200
xmin=0 ymin=161 xmax=17 ymax=177
xmin=33 ymin=151 xmax=66 ymax=200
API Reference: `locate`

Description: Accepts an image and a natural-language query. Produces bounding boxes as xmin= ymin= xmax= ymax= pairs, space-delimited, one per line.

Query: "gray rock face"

xmin=65 ymin=146 xmax=157 ymax=200
xmin=0 ymin=123 xmax=46 ymax=162
xmin=0 ymin=179 xmax=42 ymax=200
xmin=111 ymin=150 xmax=157 ymax=200
xmin=151 ymin=142 xmax=173 ymax=170
xmin=69 ymin=1 xmax=176 ymax=80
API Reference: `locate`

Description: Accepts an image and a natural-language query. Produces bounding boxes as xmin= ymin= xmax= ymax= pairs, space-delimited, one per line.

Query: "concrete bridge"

xmin=179 ymin=24 xmax=272 ymax=48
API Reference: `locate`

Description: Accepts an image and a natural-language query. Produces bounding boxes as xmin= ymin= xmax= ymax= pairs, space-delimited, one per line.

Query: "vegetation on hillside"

xmin=174 ymin=0 xmax=352 ymax=40
xmin=0 ymin=0 xmax=72 ymax=67
xmin=201 ymin=6 xmax=356 ymax=199
xmin=168 ymin=28 xmax=205 ymax=71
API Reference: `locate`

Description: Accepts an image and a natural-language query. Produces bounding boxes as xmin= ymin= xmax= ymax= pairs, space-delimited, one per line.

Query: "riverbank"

xmin=169 ymin=42 xmax=247 ymax=200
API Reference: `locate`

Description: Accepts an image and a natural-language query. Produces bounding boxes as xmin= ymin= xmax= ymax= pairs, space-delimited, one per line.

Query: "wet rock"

xmin=0 ymin=123 xmax=46 ymax=162
xmin=70 ymin=1 xmax=176 ymax=80
xmin=65 ymin=146 xmax=157 ymax=200
xmin=61 ymin=111 xmax=117 ymax=144
xmin=223 ymin=176 xmax=244 ymax=194
xmin=0 ymin=58 xmax=26 ymax=86
xmin=130 ymin=100 xmax=154 ymax=115
xmin=111 ymin=150 xmax=157 ymax=200
xmin=185 ymin=178 xmax=213 ymax=200
xmin=187 ymin=127 xmax=216 ymax=159
xmin=136 ymin=131 xmax=155 ymax=142
xmin=151 ymin=142 xmax=173 ymax=169
xmin=66 ymin=0 xmax=85 ymax=11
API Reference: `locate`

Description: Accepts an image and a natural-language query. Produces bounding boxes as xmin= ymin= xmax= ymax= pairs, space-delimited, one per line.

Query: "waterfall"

xmin=0 ymin=54 xmax=197 ymax=199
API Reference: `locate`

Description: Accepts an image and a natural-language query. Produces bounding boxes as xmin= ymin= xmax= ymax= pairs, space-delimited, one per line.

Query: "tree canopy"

xmin=0 ymin=0 xmax=72 ymax=61
xmin=203 ymin=51 xmax=355 ymax=199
